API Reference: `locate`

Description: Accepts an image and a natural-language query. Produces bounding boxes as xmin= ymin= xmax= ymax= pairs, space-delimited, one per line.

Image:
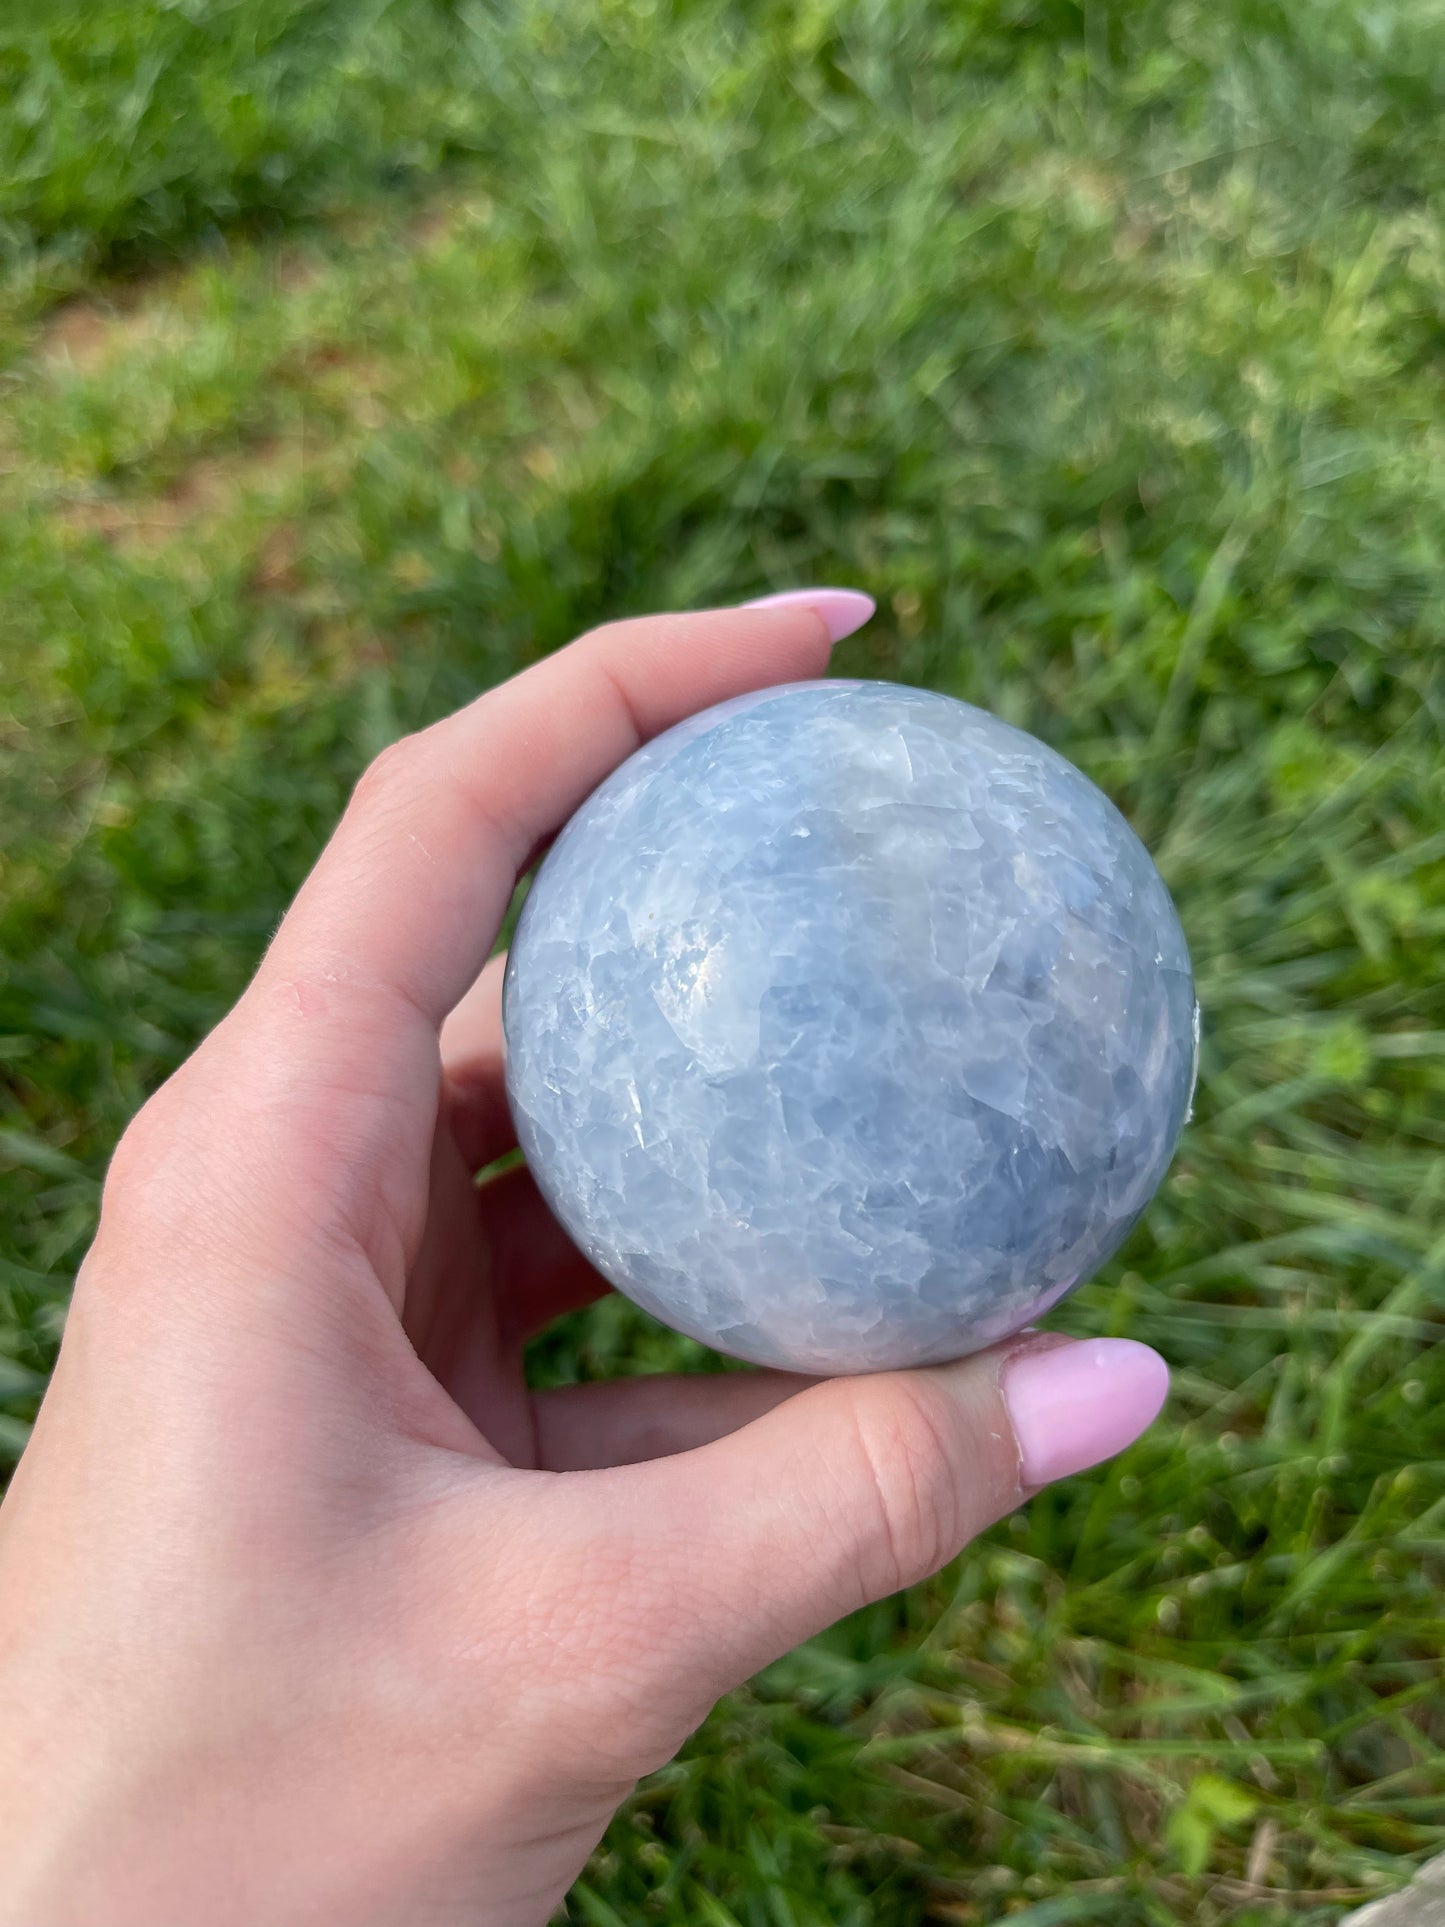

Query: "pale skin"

xmin=0 ymin=600 xmax=1169 ymax=1926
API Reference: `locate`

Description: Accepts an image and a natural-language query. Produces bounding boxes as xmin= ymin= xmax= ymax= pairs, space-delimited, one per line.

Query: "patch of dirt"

xmin=36 ymin=170 xmax=492 ymax=376
xmin=406 ymin=189 xmax=494 ymax=252
xmin=248 ymin=519 xmax=305 ymax=595
xmin=271 ymin=340 xmax=392 ymax=428
xmin=39 ymin=302 xmax=114 ymax=371
xmin=56 ymin=438 xmax=296 ymax=557
xmin=31 ymin=177 xmax=498 ymax=570
xmin=38 ymin=280 xmax=189 ymax=375
xmin=274 ymin=247 xmax=326 ymax=295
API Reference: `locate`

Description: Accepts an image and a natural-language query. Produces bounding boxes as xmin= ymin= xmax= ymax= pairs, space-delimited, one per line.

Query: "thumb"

xmin=625 ymin=1335 xmax=1168 ymax=1698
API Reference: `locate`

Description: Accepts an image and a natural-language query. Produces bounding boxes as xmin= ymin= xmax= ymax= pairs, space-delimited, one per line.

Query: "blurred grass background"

xmin=2 ymin=1 xmax=1443 ymax=1921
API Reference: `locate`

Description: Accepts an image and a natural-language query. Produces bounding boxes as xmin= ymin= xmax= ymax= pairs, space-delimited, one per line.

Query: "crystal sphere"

xmin=503 ymin=680 xmax=1196 ymax=1374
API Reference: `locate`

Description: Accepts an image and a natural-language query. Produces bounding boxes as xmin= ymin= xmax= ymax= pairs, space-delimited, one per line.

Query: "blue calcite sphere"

xmin=503 ymin=681 xmax=1196 ymax=1374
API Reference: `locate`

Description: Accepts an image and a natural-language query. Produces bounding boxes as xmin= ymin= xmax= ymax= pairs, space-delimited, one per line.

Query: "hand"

xmin=0 ymin=598 xmax=1169 ymax=1927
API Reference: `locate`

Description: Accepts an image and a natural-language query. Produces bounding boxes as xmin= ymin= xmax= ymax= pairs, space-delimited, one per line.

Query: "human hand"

xmin=0 ymin=596 xmax=1169 ymax=1927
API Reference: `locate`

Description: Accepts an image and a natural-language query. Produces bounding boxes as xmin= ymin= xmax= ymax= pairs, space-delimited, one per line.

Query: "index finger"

xmin=209 ymin=595 xmax=872 ymax=1270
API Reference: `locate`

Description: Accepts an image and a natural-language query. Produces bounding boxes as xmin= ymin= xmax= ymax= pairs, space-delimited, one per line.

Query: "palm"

xmin=393 ymin=947 xmax=600 ymax=1467
xmin=399 ymin=1117 xmax=523 ymax=1464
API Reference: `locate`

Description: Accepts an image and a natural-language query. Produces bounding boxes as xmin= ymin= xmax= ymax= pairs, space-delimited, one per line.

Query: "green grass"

xmin=2 ymin=0 xmax=1443 ymax=1920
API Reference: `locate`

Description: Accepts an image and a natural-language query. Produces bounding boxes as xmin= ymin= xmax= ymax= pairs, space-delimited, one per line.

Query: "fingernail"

xmin=1002 ymin=1338 xmax=1168 ymax=1487
xmin=741 ymin=587 xmax=876 ymax=643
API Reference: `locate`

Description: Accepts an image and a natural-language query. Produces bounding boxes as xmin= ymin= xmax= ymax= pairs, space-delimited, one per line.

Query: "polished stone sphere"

xmin=503 ymin=681 xmax=1197 ymax=1374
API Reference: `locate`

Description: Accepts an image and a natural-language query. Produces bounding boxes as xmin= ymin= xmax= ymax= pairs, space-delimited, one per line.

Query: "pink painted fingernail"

xmin=741 ymin=587 xmax=876 ymax=642
xmin=1002 ymin=1338 xmax=1169 ymax=1486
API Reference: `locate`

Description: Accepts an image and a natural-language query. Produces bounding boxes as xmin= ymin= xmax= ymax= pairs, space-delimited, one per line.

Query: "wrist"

xmin=0 ymin=1725 xmax=618 ymax=1927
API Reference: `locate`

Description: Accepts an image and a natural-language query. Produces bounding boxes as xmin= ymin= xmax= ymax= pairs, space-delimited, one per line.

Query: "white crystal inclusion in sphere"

xmin=503 ymin=680 xmax=1197 ymax=1374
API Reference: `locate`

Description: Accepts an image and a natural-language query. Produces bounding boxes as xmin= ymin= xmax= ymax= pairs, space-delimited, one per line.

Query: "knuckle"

xmin=570 ymin=617 xmax=624 ymax=653
xmin=94 ymin=1060 xmax=242 ymax=1256
xmin=841 ymin=1378 xmax=966 ymax=1601
xmin=83 ymin=1091 xmax=205 ymax=1310
xmin=100 ymin=1085 xmax=186 ymax=1216
xmin=350 ymin=734 xmax=426 ymax=817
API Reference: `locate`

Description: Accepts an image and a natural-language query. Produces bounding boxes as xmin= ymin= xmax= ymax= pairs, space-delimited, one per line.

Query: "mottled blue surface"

xmin=503 ymin=681 xmax=1197 ymax=1374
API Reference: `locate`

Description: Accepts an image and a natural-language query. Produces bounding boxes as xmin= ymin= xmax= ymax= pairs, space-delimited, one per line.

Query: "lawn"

xmin=2 ymin=1 xmax=1443 ymax=1920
